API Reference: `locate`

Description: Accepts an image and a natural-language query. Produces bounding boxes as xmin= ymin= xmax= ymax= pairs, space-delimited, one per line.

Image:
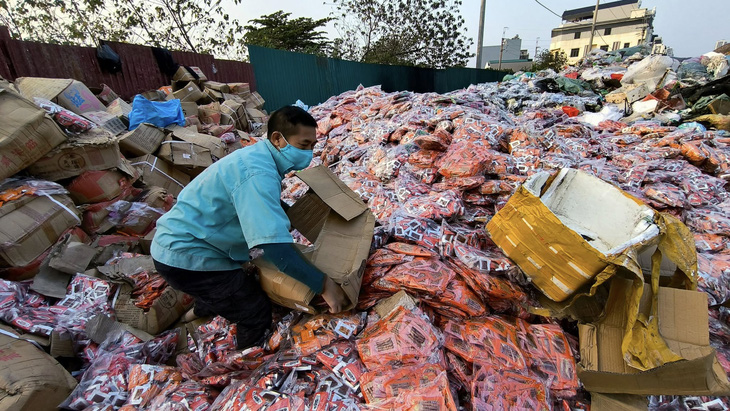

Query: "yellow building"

xmin=549 ymin=0 xmax=655 ymax=64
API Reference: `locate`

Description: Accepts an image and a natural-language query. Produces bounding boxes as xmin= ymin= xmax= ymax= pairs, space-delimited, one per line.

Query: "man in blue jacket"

xmin=151 ymin=106 xmax=347 ymax=349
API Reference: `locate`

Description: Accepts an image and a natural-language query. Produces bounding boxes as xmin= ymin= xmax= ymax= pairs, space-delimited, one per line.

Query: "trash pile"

xmin=0 ymin=44 xmax=730 ymax=410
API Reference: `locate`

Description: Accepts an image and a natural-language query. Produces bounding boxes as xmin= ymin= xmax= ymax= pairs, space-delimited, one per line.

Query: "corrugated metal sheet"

xmin=0 ymin=33 xmax=256 ymax=99
xmin=248 ymin=46 xmax=506 ymax=112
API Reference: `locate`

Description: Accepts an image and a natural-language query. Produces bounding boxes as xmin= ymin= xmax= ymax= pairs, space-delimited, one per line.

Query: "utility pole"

xmin=498 ymin=26 xmax=508 ymax=70
xmin=476 ymin=0 xmax=486 ymax=69
xmin=535 ymin=37 xmax=540 ymax=59
xmin=587 ymin=0 xmax=600 ymax=56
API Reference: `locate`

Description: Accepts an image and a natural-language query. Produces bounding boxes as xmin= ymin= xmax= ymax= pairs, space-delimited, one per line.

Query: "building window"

xmin=604 ymin=28 xmax=612 ymax=35
xmin=624 ymin=42 xmax=630 ymax=48
xmin=574 ymin=32 xmax=581 ymax=39
xmin=570 ymin=48 xmax=580 ymax=57
xmin=612 ymin=41 xmax=620 ymax=51
xmin=600 ymin=45 xmax=609 ymax=51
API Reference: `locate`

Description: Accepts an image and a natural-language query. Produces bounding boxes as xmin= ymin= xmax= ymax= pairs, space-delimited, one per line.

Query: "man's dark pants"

xmin=153 ymin=260 xmax=272 ymax=349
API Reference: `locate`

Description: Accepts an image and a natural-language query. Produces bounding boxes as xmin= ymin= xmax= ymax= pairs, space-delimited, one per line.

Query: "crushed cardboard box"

xmin=488 ymin=168 xmax=660 ymax=302
xmin=129 ymin=154 xmax=190 ymax=198
xmin=27 ymin=130 xmax=122 ymax=181
xmin=157 ymin=135 xmax=214 ymax=169
xmin=119 ymin=123 xmax=166 ymax=157
xmin=578 ymin=276 xmax=730 ymax=395
xmin=15 ymin=77 xmax=106 ymax=115
xmin=172 ymin=82 xmax=204 ymax=103
xmin=0 ymin=333 xmax=77 ymax=411
xmin=67 ymin=169 xmax=127 ymax=204
xmin=0 ymin=84 xmax=67 ymax=180
xmin=173 ymin=66 xmax=208 ymax=83
xmin=254 ymin=166 xmax=375 ymax=313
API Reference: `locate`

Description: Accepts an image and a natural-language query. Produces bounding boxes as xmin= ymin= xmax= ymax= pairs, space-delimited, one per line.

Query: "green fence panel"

xmin=248 ymin=46 xmax=507 ymax=112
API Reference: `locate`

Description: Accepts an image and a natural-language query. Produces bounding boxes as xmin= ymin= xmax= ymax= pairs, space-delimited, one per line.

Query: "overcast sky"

xmin=232 ymin=0 xmax=728 ymax=65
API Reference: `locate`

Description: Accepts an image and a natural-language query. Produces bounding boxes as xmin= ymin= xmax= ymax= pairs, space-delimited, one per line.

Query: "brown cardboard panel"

xmin=0 ymin=333 xmax=77 ymax=411
xmin=256 ymin=258 xmax=317 ymax=314
xmin=590 ymin=393 xmax=647 ymax=411
xmin=48 ymin=241 xmax=97 ymax=275
xmin=173 ymin=66 xmax=208 ymax=83
xmin=245 ymin=92 xmax=265 ymax=109
xmin=172 ymin=82 xmax=204 ymax=103
xmin=114 ymin=283 xmax=194 ymax=335
xmin=578 ymin=277 xmax=730 ymax=395
xmin=28 ymin=141 xmax=122 ymax=181
xmin=287 ymin=193 xmax=329 ymax=244
xmin=157 ymin=135 xmax=214 ymax=168
xmin=295 ymin=166 xmax=369 ymax=221
xmin=202 ymin=81 xmax=230 ymax=93
xmin=129 ymin=154 xmax=190 ymax=197
xmin=120 ymin=123 xmax=166 ymax=157
xmin=81 ymin=111 xmax=127 ymax=136
xmin=180 ymin=102 xmax=199 ymax=117
xmin=85 ymin=314 xmax=153 ymax=344
xmin=0 ymin=87 xmax=67 ymax=180
xmin=374 ymin=291 xmax=417 ymax=318
xmin=106 ymin=98 xmax=133 ymax=117
xmin=0 ymin=195 xmax=80 ymax=267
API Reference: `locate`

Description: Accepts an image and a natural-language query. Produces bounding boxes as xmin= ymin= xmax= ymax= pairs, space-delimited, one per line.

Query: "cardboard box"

xmin=590 ymin=393 xmax=647 ymax=411
xmin=141 ymin=90 xmax=167 ymax=102
xmin=220 ymin=99 xmax=248 ymax=130
xmin=245 ymin=91 xmax=265 ymax=109
xmin=130 ymin=154 xmax=190 ymax=197
xmin=15 ymin=77 xmax=106 ymax=115
xmin=0 ymin=85 xmax=67 ymax=180
xmin=166 ymin=125 xmax=227 ymax=159
xmin=246 ymin=108 xmax=267 ymax=125
xmin=254 ymin=166 xmax=375 ymax=313
xmin=0 ymin=333 xmax=77 ymax=410
xmin=180 ymin=102 xmax=199 ymax=118
xmin=114 ymin=282 xmax=194 ymax=335
xmin=487 ymin=168 xmax=660 ymax=302
xmin=173 ymin=66 xmax=208 ymax=83
xmin=81 ymin=110 xmax=127 ymax=135
xmin=119 ymin=123 xmax=166 ymax=157
xmin=106 ymin=98 xmax=133 ymax=117
xmin=157 ymin=135 xmax=214 ymax=168
xmin=67 ymin=170 xmax=126 ymax=204
xmin=578 ymin=277 xmax=730 ymax=395
xmin=228 ymin=83 xmax=250 ymax=96
xmin=204 ymin=87 xmax=223 ymax=101
xmin=28 ymin=134 xmax=122 ymax=181
xmin=172 ymin=81 xmax=204 ymax=103
xmin=0 ymin=194 xmax=80 ymax=267
xmin=94 ymin=84 xmax=119 ymax=106
xmin=202 ymin=81 xmax=230 ymax=93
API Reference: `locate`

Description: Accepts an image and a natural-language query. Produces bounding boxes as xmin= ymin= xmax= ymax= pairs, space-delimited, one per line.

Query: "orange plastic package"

xmin=472 ymin=365 xmax=550 ymax=411
xmin=360 ymin=364 xmax=457 ymax=410
xmin=517 ymin=322 xmax=579 ymax=397
xmin=443 ymin=317 xmax=527 ymax=370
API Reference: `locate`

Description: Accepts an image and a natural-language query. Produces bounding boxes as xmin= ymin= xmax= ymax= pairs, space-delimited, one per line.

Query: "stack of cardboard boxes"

xmin=0 ymin=70 xmax=273 ymax=408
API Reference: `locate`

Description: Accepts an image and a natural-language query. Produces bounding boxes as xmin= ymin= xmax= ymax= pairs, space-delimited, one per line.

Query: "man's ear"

xmin=269 ymin=131 xmax=285 ymax=149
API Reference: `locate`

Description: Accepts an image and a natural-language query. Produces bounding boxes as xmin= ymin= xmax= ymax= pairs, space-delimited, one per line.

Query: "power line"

xmin=533 ymin=0 xmax=562 ymax=18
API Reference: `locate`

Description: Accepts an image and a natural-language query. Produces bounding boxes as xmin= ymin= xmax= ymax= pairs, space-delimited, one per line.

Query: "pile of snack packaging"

xmin=1 ymin=46 xmax=730 ymax=410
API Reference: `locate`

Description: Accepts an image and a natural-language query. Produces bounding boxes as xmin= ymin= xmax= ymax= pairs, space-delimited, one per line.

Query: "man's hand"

xmin=321 ymin=276 xmax=348 ymax=314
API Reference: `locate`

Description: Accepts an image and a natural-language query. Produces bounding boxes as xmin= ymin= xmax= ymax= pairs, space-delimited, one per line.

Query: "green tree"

xmin=330 ymin=0 xmax=473 ymax=69
xmin=531 ymin=50 xmax=568 ymax=72
xmin=244 ymin=11 xmax=332 ymax=55
xmin=0 ymin=0 xmax=246 ymax=60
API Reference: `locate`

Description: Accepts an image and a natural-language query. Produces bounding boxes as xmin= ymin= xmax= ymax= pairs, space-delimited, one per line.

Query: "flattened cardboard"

xmin=180 ymin=102 xmax=199 ymax=117
xmin=97 ymin=255 xmax=156 ymax=281
xmin=114 ymin=282 xmax=194 ymax=335
xmin=172 ymin=81 xmax=204 ymax=103
xmin=590 ymin=393 xmax=647 ymax=411
xmin=157 ymin=135 xmax=214 ymax=168
xmin=106 ymin=98 xmax=133 ymax=117
xmin=487 ymin=168 xmax=659 ymax=302
xmin=254 ymin=166 xmax=375 ymax=313
xmin=130 ymin=154 xmax=190 ymax=197
xmin=0 ymin=86 xmax=67 ymax=180
xmin=48 ymin=241 xmax=96 ymax=275
xmin=246 ymin=108 xmax=267 ymax=124
xmin=15 ymin=77 xmax=106 ymax=114
xmin=202 ymin=81 xmax=230 ymax=93
xmin=374 ymin=291 xmax=417 ymax=318
xmin=82 ymin=110 xmax=127 ymax=136
xmin=85 ymin=314 xmax=153 ymax=344
xmin=0 ymin=194 xmax=80 ymax=267
xmin=28 ymin=137 xmax=122 ymax=181
xmin=578 ymin=277 xmax=730 ymax=395
xmin=0 ymin=333 xmax=77 ymax=411
xmin=119 ymin=123 xmax=166 ymax=157
xmin=245 ymin=91 xmax=265 ymax=109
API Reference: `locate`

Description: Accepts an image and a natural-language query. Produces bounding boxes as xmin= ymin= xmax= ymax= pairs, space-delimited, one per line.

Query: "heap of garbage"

xmin=0 ymin=45 xmax=729 ymax=410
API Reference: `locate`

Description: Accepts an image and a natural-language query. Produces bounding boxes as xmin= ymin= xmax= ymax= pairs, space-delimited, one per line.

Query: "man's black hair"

xmin=267 ymin=106 xmax=317 ymax=138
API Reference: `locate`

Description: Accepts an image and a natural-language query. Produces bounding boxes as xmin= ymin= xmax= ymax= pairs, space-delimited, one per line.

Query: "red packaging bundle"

xmin=368 ymin=188 xmax=398 ymax=224
xmin=686 ymin=207 xmax=730 ymax=236
xmin=394 ymin=173 xmax=431 ymax=203
xmin=192 ymin=316 xmax=238 ymax=366
xmin=479 ymin=179 xmax=515 ymax=195
xmin=432 ymin=175 xmax=485 ymax=191
xmin=144 ymin=380 xmax=216 ymax=411
xmin=373 ymin=258 xmax=455 ymax=296
xmin=389 ymin=213 xmax=442 ymax=249
xmin=517 ymin=323 xmax=579 ymax=397
xmin=315 ymin=341 xmax=365 ymax=391
xmin=382 ymin=242 xmax=434 ymax=257
xmin=360 ymin=364 xmax=456 ymax=409
xmin=443 ymin=317 xmax=527 ymax=370
xmin=437 ymin=141 xmax=490 ymax=178
xmin=412 ymin=129 xmax=452 ymax=151
xmin=356 ymin=306 xmax=443 ymax=371
xmin=471 ymin=365 xmax=550 ymax=411
xmin=119 ymin=364 xmax=184 ymax=410
xmin=366 ymin=248 xmax=414 ymax=267
xmin=403 ymin=189 xmax=465 ymax=220
xmin=448 ymin=260 xmax=528 ymax=313
xmin=453 ymin=242 xmax=517 ymax=278
xmin=643 ymin=182 xmax=688 ymax=208
xmin=61 ymin=330 xmax=179 ymax=410
xmin=697 ymin=252 xmax=730 ymax=306
xmin=408 ymin=149 xmax=442 ymax=168
xmin=694 ymin=233 xmax=728 ymax=253
xmin=430 ymin=276 xmax=488 ymax=318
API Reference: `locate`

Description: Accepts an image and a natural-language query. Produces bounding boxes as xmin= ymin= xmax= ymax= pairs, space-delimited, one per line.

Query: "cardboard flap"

xmin=86 ymin=314 xmax=153 ymax=343
xmin=166 ymin=125 xmax=226 ymax=158
xmin=15 ymin=77 xmax=73 ymax=100
xmin=287 ymin=193 xmax=329 ymax=244
xmin=295 ymin=166 xmax=368 ymax=221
